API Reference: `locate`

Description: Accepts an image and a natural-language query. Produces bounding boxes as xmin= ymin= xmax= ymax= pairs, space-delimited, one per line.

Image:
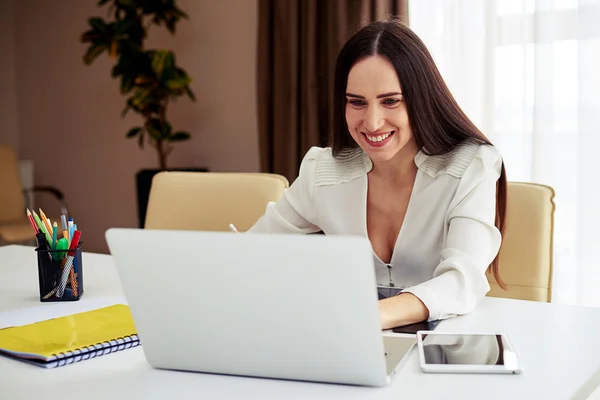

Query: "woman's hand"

xmin=378 ymin=292 xmax=430 ymax=330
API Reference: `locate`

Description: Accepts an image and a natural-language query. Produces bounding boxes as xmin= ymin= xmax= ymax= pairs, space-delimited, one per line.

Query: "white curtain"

xmin=409 ymin=0 xmax=600 ymax=307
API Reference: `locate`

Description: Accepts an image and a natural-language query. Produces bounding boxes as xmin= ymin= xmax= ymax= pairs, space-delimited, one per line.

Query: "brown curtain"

xmin=257 ymin=0 xmax=409 ymax=182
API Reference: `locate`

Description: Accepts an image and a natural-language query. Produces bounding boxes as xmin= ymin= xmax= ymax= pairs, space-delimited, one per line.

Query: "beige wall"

xmin=0 ymin=0 xmax=19 ymax=152
xmin=12 ymin=0 xmax=260 ymax=253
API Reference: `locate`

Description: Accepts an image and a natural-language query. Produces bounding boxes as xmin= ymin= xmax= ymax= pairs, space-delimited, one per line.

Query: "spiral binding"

xmin=45 ymin=335 xmax=140 ymax=368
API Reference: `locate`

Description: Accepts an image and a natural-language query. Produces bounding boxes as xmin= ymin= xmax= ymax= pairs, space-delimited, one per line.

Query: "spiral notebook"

xmin=0 ymin=304 xmax=139 ymax=369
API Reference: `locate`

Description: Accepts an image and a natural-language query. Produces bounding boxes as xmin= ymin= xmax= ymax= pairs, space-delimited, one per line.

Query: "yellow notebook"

xmin=0 ymin=304 xmax=139 ymax=368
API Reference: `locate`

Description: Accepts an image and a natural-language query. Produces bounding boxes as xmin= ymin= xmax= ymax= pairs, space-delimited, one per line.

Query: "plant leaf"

xmin=161 ymin=51 xmax=175 ymax=79
xmin=80 ymin=31 xmax=102 ymax=43
xmin=131 ymin=87 xmax=153 ymax=107
xmin=117 ymin=0 xmax=137 ymax=9
xmin=170 ymin=131 xmax=191 ymax=142
xmin=88 ymin=17 xmax=107 ymax=32
xmin=166 ymin=19 xmax=176 ymax=34
xmin=126 ymin=127 xmax=143 ymax=138
xmin=122 ymin=98 xmax=139 ymax=117
xmin=146 ymin=118 xmax=163 ymax=140
xmin=120 ymin=75 xmax=135 ymax=94
xmin=165 ymin=75 xmax=191 ymax=90
xmin=184 ymin=86 xmax=196 ymax=102
xmin=133 ymin=74 xmax=154 ymax=86
xmin=151 ymin=50 xmax=169 ymax=80
xmin=83 ymin=44 xmax=107 ymax=65
xmin=161 ymin=120 xmax=173 ymax=137
xmin=114 ymin=18 xmax=134 ymax=34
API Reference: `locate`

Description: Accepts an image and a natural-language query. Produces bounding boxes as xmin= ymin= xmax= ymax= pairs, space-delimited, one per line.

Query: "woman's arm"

xmin=248 ymin=147 xmax=324 ymax=234
xmin=380 ymin=145 xmax=503 ymax=328
xmin=379 ymin=292 xmax=429 ymax=329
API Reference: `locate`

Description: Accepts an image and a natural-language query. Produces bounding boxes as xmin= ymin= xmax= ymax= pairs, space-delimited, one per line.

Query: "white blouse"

xmin=248 ymin=139 xmax=503 ymax=321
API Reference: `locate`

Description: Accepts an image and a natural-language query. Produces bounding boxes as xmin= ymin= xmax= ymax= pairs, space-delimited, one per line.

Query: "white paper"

xmin=0 ymin=296 xmax=128 ymax=329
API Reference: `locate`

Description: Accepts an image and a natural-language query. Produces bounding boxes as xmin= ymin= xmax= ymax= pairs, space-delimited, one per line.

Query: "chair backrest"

xmin=144 ymin=172 xmax=289 ymax=232
xmin=487 ymin=182 xmax=555 ymax=302
xmin=0 ymin=145 xmax=25 ymax=223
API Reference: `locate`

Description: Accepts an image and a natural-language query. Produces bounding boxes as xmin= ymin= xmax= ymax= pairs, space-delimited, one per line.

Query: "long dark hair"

xmin=331 ymin=19 xmax=507 ymax=290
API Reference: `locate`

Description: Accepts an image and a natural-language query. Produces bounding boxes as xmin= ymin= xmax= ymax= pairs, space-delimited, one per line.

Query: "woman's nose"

xmin=363 ymin=106 xmax=384 ymax=132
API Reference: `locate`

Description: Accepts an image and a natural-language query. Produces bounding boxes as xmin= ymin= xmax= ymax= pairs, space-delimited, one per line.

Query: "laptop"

xmin=105 ymin=228 xmax=416 ymax=387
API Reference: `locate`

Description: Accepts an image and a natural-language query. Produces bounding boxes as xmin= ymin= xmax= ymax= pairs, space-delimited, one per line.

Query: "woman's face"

xmin=345 ymin=55 xmax=415 ymax=163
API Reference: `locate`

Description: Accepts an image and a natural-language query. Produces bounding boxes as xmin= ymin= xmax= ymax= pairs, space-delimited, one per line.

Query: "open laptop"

xmin=105 ymin=228 xmax=416 ymax=387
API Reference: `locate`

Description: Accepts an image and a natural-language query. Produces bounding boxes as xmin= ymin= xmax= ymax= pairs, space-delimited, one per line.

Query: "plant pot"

xmin=135 ymin=167 xmax=209 ymax=228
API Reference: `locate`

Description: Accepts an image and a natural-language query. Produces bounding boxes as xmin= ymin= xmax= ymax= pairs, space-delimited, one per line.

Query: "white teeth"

xmin=365 ymin=132 xmax=392 ymax=143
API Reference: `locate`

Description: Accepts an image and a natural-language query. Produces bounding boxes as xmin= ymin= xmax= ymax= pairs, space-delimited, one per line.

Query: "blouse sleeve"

xmin=402 ymin=144 xmax=503 ymax=321
xmin=247 ymin=147 xmax=324 ymax=234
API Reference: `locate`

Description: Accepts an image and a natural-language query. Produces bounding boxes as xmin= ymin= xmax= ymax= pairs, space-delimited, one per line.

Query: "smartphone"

xmin=391 ymin=319 xmax=440 ymax=334
xmin=416 ymin=331 xmax=523 ymax=374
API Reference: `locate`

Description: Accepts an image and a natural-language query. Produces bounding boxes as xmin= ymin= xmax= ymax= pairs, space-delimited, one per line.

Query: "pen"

xmin=56 ymin=230 xmax=81 ymax=298
xmin=61 ymin=214 xmax=68 ymax=240
xmin=228 ymin=223 xmax=239 ymax=234
xmin=68 ymin=218 xmax=74 ymax=244
xmin=52 ymin=222 xmax=58 ymax=249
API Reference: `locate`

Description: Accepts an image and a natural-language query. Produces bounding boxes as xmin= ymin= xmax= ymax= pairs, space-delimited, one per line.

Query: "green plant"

xmin=80 ymin=0 xmax=195 ymax=170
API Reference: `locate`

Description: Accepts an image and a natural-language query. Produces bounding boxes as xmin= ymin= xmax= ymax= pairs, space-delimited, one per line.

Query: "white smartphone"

xmin=416 ymin=331 xmax=523 ymax=374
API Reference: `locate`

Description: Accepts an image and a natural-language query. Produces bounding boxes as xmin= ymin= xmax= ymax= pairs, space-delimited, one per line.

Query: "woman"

xmin=249 ymin=19 xmax=507 ymax=330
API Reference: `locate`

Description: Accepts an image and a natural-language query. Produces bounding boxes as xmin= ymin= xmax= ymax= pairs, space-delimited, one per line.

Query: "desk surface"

xmin=1 ymin=244 xmax=600 ymax=400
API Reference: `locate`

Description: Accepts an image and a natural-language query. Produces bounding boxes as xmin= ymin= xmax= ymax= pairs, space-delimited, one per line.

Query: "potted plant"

xmin=80 ymin=0 xmax=207 ymax=227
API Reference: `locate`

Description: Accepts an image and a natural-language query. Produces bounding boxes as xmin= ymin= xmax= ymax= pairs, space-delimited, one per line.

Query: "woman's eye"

xmin=348 ymin=100 xmax=366 ymax=107
xmin=382 ymin=98 xmax=401 ymax=106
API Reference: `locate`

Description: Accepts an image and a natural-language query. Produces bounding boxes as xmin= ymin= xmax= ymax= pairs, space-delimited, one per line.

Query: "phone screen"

xmin=391 ymin=319 xmax=440 ymax=335
xmin=419 ymin=333 xmax=507 ymax=366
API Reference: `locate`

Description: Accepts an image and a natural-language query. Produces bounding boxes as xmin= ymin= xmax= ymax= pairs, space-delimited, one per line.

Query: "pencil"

xmin=39 ymin=209 xmax=52 ymax=235
xmin=26 ymin=209 xmax=38 ymax=234
xmin=32 ymin=210 xmax=52 ymax=245
xmin=228 ymin=223 xmax=239 ymax=233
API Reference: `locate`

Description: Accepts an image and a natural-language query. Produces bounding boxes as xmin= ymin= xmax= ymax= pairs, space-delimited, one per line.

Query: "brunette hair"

xmin=331 ymin=19 xmax=507 ymax=289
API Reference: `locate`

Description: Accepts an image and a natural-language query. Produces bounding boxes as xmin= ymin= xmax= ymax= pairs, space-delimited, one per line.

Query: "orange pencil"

xmin=39 ymin=208 xmax=53 ymax=234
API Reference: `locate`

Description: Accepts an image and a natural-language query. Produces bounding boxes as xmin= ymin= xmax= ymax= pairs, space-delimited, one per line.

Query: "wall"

xmin=0 ymin=0 xmax=19 ymax=152
xmin=13 ymin=0 xmax=260 ymax=253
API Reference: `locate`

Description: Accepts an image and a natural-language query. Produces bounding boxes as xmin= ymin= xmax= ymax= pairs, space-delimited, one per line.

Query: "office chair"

xmin=0 ymin=145 xmax=70 ymax=245
xmin=487 ymin=182 xmax=556 ymax=302
xmin=144 ymin=171 xmax=289 ymax=232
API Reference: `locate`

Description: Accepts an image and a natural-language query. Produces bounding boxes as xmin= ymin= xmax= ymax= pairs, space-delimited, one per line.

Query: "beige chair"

xmin=0 ymin=145 xmax=69 ymax=245
xmin=144 ymin=171 xmax=289 ymax=232
xmin=487 ymin=182 xmax=556 ymax=302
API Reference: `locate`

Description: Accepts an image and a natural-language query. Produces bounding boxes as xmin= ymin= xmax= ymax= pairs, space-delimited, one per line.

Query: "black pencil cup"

xmin=35 ymin=233 xmax=84 ymax=302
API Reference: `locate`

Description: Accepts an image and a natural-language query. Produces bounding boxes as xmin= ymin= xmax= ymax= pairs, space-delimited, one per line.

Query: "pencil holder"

xmin=35 ymin=233 xmax=84 ymax=302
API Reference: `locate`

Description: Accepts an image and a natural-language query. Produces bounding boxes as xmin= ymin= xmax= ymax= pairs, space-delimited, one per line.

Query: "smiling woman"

xmin=249 ymin=19 xmax=508 ymax=330
xmin=344 ymin=56 xmax=415 ymax=162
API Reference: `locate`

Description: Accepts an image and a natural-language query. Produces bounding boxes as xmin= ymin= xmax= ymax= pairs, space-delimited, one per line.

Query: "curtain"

xmin=257 ymin=0 xmax=409 ymax=182
xmin=409 ymin=0 xmax=600 ymax=307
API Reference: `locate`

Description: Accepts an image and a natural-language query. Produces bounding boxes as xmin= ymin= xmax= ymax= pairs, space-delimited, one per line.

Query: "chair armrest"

xmin=24 ymin=186 xmax=69 ymax=216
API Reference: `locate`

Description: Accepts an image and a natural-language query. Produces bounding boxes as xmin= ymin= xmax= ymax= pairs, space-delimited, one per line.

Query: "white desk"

xmin=1 ymin=244 xmax=600 ymax=400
